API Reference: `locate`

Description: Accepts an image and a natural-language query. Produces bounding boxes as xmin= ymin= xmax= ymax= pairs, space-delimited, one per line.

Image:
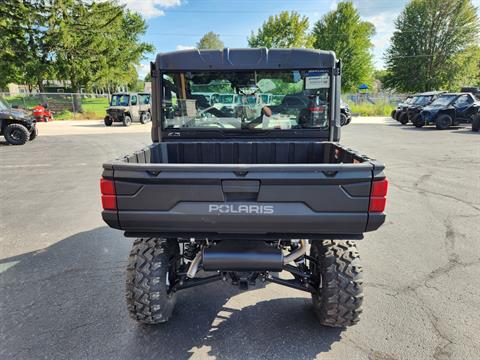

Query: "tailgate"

xmin=103 ymin=163 xmax=377 ymax=237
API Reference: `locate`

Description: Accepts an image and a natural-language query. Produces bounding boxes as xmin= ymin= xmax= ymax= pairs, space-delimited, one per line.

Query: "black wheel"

xmin=140 ymin=112 xmax=151 ymax=124
xmin=435 ymin=114 xmax=452 ymax=130
xmin=340 ymin=113 xmax=348 ymax=126
xmin=399 ymin=112 xmax=409 ymax=125
xmin=126 ymin=238 xmax=179 ymax=324
xmin=412 ymin=114 xmax=424 ymax=128
xmin=472 ymin=115 xmax=480 ymax=132
xmin=4 ymin=123 xmax=30 ymax=145
xmin=123 ymin=115 xmax=132 ymax=127
xmin=29 ymin=126 xmax=38 ymax=141
xmin=104 ymin=116 xmax=113 ymax=126
xmin=391 ymin=109 xmax=396 ymax=119
xmin=310 ymin=240 xmax=363 ymax=327
xmin=394 ymin=111 xmax=402 ymax=121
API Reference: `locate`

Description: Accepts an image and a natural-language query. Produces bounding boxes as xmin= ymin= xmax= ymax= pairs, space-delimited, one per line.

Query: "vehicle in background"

xmin=403 ymin=91 xmax=445 ymax=126
xmin=32 ymin=103 xmax=54 ymax=122
xmin=268 ymin=92 xmax=329 ymax=127
xmin=392 ymin=96 xmax=414 ymax=121
xmin=340 ymin=99 xmax=352 ymax=126
xmin=104 ymin=92 xmax=151 ymax=126
xmin=419 ymin=93 xmax=480 ymax=130
xmin=138 ymin=92 xmax=152 ymax=123
xmin=0 ymin=97 xmax=38 ymax=145
xmin=101 ymin=48 xmax=388 ymax=328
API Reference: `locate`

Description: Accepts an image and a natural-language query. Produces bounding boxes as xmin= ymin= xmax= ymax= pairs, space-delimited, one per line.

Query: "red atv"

xmin=32 ymin=104 xmax=53 ymax=122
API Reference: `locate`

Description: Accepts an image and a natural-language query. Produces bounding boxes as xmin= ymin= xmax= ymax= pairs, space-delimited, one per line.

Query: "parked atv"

xmin=392 ymin=96 xmax=414 ymax=121
xmin=340 ymin=99 xmax=352 ymax=126
xmin=404 ymin=91 xmax=445 ymax=127
xmin=0 ymin=97 xmax=38 ymax=145
xmin=104 ymin=92 xmax=151 ymax=126
xmin=419 ymin=92 xmax=480 ymax=130
xmin=33 ymin=103 xmax=54 ymax=122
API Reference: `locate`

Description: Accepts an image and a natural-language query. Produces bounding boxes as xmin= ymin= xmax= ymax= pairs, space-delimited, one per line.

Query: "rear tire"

xmin=412 ymin=114 xmax=424 ymax=128
xmin=399 ymin=112 xmax=409 ymax=125
xmin=340 ymin=113 xmax=348 ymax=126
xmin=29 ymin=126 xmax=38 ymax=141
xmin=391 ymin=110 xmax=396 ymax=119
xmin=310 ymin=240 xmax=363 ymax=327
xmin=126 ymin=238 xmax=179 ymax=324
xmin=435 ymin=114 xmax=452 ymax=130
xmin=4 ymin=123 xmax=30 ymax=145
xmin=123 ymin=115 xmax=132 ymax=127
xmin=140 ymin=112 xmax=151 ymax=124
xmin=104 ymin=116 xmax=113 ymax=126
xmin=472 ymin=115 xmax=480 ymax=132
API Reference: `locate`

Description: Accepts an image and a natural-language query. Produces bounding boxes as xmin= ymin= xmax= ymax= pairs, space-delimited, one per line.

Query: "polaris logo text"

xmin=208 ymin=204 xmax=274 ymax=214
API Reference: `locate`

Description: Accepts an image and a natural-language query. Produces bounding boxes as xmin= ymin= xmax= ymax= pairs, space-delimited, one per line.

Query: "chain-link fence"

xmin=0 ymin=92 xmax=110 ymax=120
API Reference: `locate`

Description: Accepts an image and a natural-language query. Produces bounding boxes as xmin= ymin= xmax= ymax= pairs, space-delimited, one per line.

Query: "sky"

xmin=119 ymin=0 xmax=480 ymax=79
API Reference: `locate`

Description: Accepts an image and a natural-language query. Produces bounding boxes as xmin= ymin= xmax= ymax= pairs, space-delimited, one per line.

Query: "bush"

xmin=348 ymin=102 xmax=395 ymax=116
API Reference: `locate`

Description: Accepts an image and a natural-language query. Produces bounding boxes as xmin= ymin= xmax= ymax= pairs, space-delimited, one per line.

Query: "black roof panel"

xmin=155 ymin=48 xmax=337 ymax=71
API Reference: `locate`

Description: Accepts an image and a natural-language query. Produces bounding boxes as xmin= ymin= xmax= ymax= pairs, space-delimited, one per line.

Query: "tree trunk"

xmin=71 ymin=81 xmax=84 ymax=113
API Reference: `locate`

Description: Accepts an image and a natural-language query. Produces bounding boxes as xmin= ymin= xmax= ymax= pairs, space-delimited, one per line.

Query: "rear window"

xmin=161 ymin=70 xmax=331 ymax=131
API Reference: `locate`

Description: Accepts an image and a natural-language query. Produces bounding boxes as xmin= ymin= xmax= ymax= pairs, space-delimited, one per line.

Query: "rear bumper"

xmin=103 ymin=202 xmax=385 ymax=238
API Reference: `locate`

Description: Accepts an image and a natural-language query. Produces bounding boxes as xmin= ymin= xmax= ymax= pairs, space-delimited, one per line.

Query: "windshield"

xmin=110 ymin=94 xmax=129 ymax=106
xmin=430 ymin=95 xmax=457 ymax=106
xmin=0 ymin=97 xmax=10 ymax=111
xmin=161 ymin=70 xmax=331 ymax=131
xmin=414 ymin=96 xmax=433 ymax=106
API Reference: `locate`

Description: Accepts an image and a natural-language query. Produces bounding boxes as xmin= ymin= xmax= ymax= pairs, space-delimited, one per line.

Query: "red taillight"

xmin=308 ymin=106 xmax=324 ymax=112
xmin=369 ymin=179 xmax=388 ymax=213
xmin=100 ymin=178 xmax=116 ymax=210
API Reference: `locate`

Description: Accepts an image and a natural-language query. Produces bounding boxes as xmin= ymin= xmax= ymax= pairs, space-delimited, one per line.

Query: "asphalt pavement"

xmin=1 ymin=119 xmax=479 ymax=360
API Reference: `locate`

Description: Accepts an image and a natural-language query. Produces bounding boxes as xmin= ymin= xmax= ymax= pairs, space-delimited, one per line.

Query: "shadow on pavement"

xmin=0 ymin=227 xmax=342 ymax=360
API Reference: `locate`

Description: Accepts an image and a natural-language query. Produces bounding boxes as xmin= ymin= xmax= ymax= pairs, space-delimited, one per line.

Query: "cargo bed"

xmin=101 ymin=141 xmax=386 ymax=238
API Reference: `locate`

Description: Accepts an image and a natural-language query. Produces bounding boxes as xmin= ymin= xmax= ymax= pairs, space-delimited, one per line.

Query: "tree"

xmin=248 ymin=11 xmax=312 ymax=48
xmin=0 ymin=0 xmax=54 ymax=91
xmin=384 ymin=0 xmax=479 ymax=92
xmin=196 ymin=32 xmax=224 ymax=50
xmin=312 ymin=2 xmax=375 ymax=92
xmin=50 ymin=0 xmax=153 ymax=109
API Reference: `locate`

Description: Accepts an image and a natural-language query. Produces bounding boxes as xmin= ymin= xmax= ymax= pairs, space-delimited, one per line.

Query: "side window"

xmin=453 ymin=95 xmax=469 ymax=107
xmin=130 ymin=95 xmax=137 ymax=106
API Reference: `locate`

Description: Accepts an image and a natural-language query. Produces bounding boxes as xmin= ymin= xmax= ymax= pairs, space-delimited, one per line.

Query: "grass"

xmin=348 ymin=102 xmax=396 ymax=117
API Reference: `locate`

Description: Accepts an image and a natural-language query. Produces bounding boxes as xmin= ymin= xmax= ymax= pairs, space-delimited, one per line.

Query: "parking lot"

xmin=1 ymin=119 xmax=479 ymax=360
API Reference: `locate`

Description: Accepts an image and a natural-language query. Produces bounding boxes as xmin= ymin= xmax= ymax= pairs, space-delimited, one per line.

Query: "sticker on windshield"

xmin=305 ymin=73 xmax=330 ymax=89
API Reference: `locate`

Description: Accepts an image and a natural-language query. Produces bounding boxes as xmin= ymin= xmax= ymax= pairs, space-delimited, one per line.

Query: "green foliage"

xmin=0 ymin=0 xmax=153 ymax=102
xmin=248 ymin=11 xmax=312 ymax=48
xmin=384 ymin=0 xmax=479 ymax=92
xmin=312 ymin=2 xmax=375 ymax=92
xmin=196 ymin=32 xmax=224 ymax=50
xmin=0 ymin=0 xmax=54 ymax=89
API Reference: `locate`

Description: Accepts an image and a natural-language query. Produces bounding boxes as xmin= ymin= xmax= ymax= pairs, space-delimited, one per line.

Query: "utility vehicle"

xmin=0 ymin=97 xmax=38 ymax=145
xmin=402 ymin=91 xmax=445 ymax=126
xmin=101 ymin=48 xmax=388 ymax=328
xmin=392 ymin=95 xmax=414 ymax=121
xmin=419 ymin=92 xmax=479 ymax=129
xmin=104 ymin=92 xmax=151 ymax=126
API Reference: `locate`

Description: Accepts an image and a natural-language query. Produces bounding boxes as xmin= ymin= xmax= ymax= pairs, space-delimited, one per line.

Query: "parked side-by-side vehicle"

xmin=418 ymin=92 xmax=479 ymax=129
xmin=104 ymin=92 xmax=151 ymax=126
xmin=0 ymin=97 xmax=38 ymax=145
xmin=100 ymin=48 xmax=388 ymax=328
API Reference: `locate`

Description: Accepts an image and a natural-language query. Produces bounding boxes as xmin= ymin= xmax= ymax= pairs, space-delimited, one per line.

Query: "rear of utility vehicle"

xmin=101 ymin=48 xmax=388 ymax=328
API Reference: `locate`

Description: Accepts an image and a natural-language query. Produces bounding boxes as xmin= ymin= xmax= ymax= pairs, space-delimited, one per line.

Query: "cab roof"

xmin=155 ymin=48 xmax=337 ymax=71
xmin=416 ymin=91 xmax=445 ymax=96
